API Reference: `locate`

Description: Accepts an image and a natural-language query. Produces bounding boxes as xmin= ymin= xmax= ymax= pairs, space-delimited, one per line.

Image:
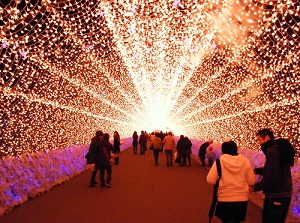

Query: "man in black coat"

xmin=87 ymin=130 xmax=103 ymax=187
xmin=251 ymin=129 xmax=292 ymax=223
xmin=139 ymin=131 xmax=147 ymax=155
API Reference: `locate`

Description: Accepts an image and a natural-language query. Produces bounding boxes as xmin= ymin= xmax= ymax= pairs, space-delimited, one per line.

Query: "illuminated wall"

xmin=0 ymin=0 xmax=299 ymax=157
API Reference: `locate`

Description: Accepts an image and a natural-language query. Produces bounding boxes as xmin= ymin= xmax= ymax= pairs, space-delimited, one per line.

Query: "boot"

xmin=114 ymin=156 xmax=119 ymax=165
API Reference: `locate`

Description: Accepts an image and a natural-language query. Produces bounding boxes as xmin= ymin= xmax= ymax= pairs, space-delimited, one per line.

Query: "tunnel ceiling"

xmin=0 ymin=0 xmax=299 ymax=156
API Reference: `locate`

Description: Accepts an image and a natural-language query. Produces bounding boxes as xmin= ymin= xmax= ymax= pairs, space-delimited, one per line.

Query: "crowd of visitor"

xmin=85 ymin=128 xmax=294 ymax=223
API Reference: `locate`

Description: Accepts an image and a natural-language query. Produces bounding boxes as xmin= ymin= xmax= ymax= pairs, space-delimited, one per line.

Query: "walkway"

xmin=0 ymin=147 xmax=262 ymax=223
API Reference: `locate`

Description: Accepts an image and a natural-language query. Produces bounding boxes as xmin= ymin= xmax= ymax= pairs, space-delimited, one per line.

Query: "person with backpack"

xmin=251 ymin=129 xmax=294 ymax=223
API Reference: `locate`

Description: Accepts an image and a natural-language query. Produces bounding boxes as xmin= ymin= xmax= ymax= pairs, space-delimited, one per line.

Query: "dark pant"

xmin=181 ymin=153 xmax=186 ymax=166
xmin=153 ymin=149 xmax=160 ymax=165
xmin=263 ymin=197 xmax=291 ymax=223
xmin=140 ymin=144 xmax=146 ymax=154
xmin=133 ymin=145 xmax=137 ymax=154
xmin=199 ymin=154 xmax=205 ymax=165
xmin=165 ymin=150 xmax=173 ymax=166
xmin=98 ymin=165 xmax=112 ymax=187
xmin=208 ymin=157 xmax=213 ymax=167
xmin=186 ymin=154 xmax=191 ymax=166
xmin=90 ymin=169 xmax=98 ymax=184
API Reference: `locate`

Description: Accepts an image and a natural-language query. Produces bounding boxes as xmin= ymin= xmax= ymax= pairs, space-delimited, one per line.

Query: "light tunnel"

xmin=0 ymin=0 xmax=299 ymax=218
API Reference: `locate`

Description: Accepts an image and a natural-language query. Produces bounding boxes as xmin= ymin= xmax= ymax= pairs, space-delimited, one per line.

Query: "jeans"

xmin=263 ymin=197 xmax=291 ymax=223
xmin=140 ymin=144 xmax=146 ymax=154
xmin=165 ymin=150 xmax=173 ymax=166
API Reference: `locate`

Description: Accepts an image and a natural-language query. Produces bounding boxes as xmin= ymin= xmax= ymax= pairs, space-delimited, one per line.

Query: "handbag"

xmin=208 ymin=158 xmax=222 ymax=223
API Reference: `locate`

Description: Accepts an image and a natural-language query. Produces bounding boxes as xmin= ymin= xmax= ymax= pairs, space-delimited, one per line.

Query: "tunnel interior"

xmin=0 ymin=0 xmax=300 ymax=219
xmin=0 ymin=0 xmax=299 ymax=156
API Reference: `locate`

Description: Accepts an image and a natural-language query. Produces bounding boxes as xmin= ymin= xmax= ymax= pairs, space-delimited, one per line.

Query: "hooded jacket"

xmin=207 ymin=154 xmax=256 ymax=202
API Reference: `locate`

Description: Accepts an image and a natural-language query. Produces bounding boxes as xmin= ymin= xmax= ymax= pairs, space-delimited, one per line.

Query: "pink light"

xmin=173 ymin=1 xmax=180 ymax=7
xmin=1 ymin=43 xmax=9 ymax=48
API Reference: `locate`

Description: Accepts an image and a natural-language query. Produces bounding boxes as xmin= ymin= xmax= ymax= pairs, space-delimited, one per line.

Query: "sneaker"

xmin=89 ymin=184 xmax=97 ymax=188
xmin=101 ymin=185 xmax=110 ymax=189
xmin=105 ymin=183 xmax=112 ymax=187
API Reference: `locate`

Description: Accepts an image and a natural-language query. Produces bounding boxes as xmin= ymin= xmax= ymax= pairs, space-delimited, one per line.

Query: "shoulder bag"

xmin=208 ymin=158 xmax=222 ymax=223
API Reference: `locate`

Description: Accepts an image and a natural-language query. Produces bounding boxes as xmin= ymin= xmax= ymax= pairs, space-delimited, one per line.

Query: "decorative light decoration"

xmin=0 ymin=0 xmax=298 ymax=150
xmin=0 ymin=0 xmax=299 ymax=216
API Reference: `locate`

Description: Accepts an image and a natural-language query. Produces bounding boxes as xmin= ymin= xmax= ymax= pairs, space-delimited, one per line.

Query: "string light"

xmin=0 ymin=0 xmax=299 ymax=157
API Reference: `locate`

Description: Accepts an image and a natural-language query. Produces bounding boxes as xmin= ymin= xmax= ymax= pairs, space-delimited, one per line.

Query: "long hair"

xmin=114 ymin=131 xmax=120 ymax=141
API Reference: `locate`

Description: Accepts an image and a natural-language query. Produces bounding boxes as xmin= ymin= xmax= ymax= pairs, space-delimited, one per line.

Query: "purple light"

xmin=190 ymin=48 xmax=196 ymax=54
xmin=184 ymin=38 xmax=190 ymax=44
xmin=1 ymin=42 xmax=9 ymax=48
xmin=19 ymin=51 xmax=27 ymax=58
xmin=173 ymin=1 xmax=180 ymax=7
xmin=212 ymin=42 xmax=217 ymax=49
xmin=98 ymin=11 xmax=105 ymax=17
xmin=131 ymin=7 xmax=137 ymax=13
xmin=86 ymin=45 xmax=93 ymax=50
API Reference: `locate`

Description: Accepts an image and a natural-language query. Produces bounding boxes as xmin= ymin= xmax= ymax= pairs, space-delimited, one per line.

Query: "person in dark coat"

xmin=184 ymin=136 xmax=192 ymax=166
xmin=251 ymin=129 xmax=292 ymax=223
xmin=176 ymin=135 xmax=185 ymax=166
xmin=198 ymin=140 xmax=213 ymax=166
xmin=139 ymin=131 xmax=147 ymax=155
xmin=132 ymin=131 xmax=138 ymax=154
xmin=87 ymin=130 xmax=103 ymax=187
xmin=90 ymin=133 xmax=113 ymax=188
xmin=113 ymin=131 xmax=120 ymax=165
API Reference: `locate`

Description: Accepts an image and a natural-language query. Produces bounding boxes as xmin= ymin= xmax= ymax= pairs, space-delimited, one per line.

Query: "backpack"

xmin=275 ymin=138 xmax=296 ymax=167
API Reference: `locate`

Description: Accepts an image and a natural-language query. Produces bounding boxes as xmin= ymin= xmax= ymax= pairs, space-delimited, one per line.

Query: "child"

xmin=207 ymin=146 xmax=214 ymax=167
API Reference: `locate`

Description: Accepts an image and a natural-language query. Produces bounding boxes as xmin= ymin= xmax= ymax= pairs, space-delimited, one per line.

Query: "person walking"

xmin=113 ymin=131 xmax=120 ymax=165
xmin=163 ymin=132 xmax=176 ymax=167
xmin=151 ymin=133 xmax=162 ymax=166
xmin=176 ymin=135 xmax=185 ymax=166
xmin=132 ymin=131 xmax=138 ymax=154
xmin=139 ymin=131 xmax=147 ymax=155
xmin=207 ymin=140 xmax=256 ymax=223
xmin=90 ymin=133 xmax=113 ymax=188
xmin=87 ymin=130 xmax=103 ymax=187
xmin=207 ymin=146 xmax=215 ymax=167
xmin=251 ymin=129 xmax=293 ymax=223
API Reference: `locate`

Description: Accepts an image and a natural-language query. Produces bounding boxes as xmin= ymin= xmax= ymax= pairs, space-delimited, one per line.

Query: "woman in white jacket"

xmin=207 ymin=140 xmax=256 ymax=223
